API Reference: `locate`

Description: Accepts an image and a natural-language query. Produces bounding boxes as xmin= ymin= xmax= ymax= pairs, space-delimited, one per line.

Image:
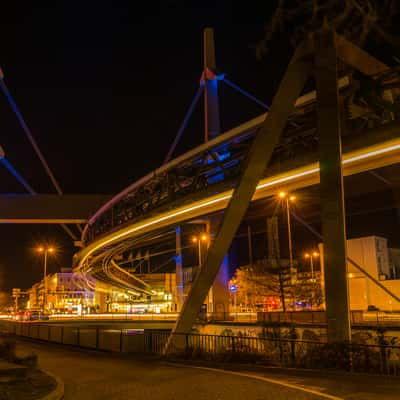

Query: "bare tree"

xmin=256 ymin=0 xmax=399 ymax=59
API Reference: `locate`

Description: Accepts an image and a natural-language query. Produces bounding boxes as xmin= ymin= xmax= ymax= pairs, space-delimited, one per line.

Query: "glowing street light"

xmin=304 ymin=251 xmax=319 ymax=281
xmin=37 ymin=246 xmax=55 ymax=310
xmin=192 ymin=233 xmax=209 ymax=268
xmin=278 ymin=192 xmax=296 ymax=281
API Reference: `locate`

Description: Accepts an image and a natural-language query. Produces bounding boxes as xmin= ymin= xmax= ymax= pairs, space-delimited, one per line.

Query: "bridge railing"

xmin=82 ymin=114 xmax=264 ymax=244
xmin=3 ymin=321 xmax=400 ymax=375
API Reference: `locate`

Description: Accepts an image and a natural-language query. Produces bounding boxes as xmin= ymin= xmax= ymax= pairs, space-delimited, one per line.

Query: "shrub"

xmin=0 ymin=337 xmax=38 ymax=368
xmin=0 ymin=338 xmax=16 ymax=361
xmin=299 ymin=342 xmax=352 ymax=370
xmin=15 ymin=353 xmax=38 ymax=369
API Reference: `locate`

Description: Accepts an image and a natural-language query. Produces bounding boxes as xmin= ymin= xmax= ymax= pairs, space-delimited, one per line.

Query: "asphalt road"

xmin=15 ymin=340 xmax=400 ymax=400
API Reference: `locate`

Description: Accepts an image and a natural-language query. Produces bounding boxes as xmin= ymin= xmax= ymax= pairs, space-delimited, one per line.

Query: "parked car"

xmin=25 ymin=310 xmax=50 ymax=321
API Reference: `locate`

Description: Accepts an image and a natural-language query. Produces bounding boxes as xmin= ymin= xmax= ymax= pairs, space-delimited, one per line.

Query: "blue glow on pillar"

xmin=220 ymin=254 xmax=229 ymax=286
xmin=174 ymin=255 xmax=182 ymax=263
xmin=206 ymin=78 xmax=220 ymax=139
xmin=207 ymin=79 xmax=218 ymax=96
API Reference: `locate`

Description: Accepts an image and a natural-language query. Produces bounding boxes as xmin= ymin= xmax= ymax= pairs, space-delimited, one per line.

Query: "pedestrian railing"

xmin=3 ymin=321 xmax=400 ymax=376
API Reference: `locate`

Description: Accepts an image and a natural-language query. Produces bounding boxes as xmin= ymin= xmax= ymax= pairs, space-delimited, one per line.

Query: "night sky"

xmin=0 ymin=2 xmax=286 ymax=291
xmin=0 ymin=2 xmax=398 ymax=292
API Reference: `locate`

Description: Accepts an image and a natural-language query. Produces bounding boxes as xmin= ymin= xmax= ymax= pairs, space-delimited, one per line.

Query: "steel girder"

xmin=164 ymin=43 xmax=312 ymax=352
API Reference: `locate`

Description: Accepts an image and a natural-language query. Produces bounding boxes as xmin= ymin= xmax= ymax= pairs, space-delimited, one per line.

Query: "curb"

xmin=38 ymin=369 xmax=64 ymax=400
xmin=165 ymin=358 xmax=400 ymax=380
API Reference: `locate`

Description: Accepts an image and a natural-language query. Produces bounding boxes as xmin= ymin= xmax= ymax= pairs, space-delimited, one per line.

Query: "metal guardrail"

xmin=3 ymin=322 xmax=400 ymax=376
xmin=46 ymin=313 xmax=178 ymax=321
xmin=205 ymin=310 xmax=400 ymax=326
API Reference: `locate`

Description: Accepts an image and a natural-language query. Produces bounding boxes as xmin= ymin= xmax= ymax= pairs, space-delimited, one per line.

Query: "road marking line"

xmin=179 ymin=365 xmax=344 ymax=400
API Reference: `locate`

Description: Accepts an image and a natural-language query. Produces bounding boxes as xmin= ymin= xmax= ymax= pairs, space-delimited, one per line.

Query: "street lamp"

xmin=278 ymin=192 xmax=296 ymax=281
xmin=192 ymin=233 xmax=209 ymax=268
xmin=37 ymin=246 xmax=55 ymax=310
xmin=304 ymin=251 xmax=319 ymax=281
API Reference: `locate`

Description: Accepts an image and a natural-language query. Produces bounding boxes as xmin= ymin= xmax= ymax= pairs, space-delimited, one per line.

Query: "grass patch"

xmin=0 ymin=369 xmax=56 ymax=400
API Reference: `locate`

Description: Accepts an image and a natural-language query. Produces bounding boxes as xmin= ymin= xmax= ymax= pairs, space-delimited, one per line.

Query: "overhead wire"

xmin=164 ymin=86 xmax=204 ymax=164
xmin=0 ymin=69 xmax=78 ymax=240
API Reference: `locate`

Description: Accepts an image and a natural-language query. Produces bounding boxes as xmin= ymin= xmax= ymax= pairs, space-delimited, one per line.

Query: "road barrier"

xmin=2 ymin=321 xmax=400 ymax=376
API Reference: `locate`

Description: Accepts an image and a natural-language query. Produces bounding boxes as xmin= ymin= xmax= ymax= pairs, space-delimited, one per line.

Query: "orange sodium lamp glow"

xmin=37 ymin=246 xmax=55 ymax=253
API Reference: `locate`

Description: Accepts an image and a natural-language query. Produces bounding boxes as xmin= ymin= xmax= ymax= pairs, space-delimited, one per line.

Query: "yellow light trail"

xmin=76 ymin=138 xmax=400 ymax=270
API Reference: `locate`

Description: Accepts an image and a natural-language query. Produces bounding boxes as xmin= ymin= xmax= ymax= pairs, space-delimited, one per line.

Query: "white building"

xmin=320 ymin=236 xmax=400 ymax=311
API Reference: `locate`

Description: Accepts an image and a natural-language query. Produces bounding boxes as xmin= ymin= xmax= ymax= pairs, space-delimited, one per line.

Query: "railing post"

xmin=120 ymin=329 xmax=123 ymax=352
xmin=148 ymin=331 xmax=153 ymax=352
xmin=185 ymin=333 xmax=189 ymax=359
xmin=279 ymin=339 xmax=284 ymax=365
xmin=348 ymin=342 xmax=354 ymax=373
xmin=290 ymin=339 xmax=295 ymax=366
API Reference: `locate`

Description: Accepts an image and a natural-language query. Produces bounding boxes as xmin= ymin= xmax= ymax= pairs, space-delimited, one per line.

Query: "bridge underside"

xmin=0 ymin=194 xmax=111 ymax=223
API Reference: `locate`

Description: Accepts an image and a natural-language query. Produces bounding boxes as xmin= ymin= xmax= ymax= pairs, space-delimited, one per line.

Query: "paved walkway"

xmin=16 ymin=340 xmax=400 ymax=400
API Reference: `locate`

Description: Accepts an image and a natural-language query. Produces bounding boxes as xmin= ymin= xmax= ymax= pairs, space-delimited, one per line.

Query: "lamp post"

xmin=37 ymin=246 xmax=54 ymax=310
xmin=279 ymin=192 xmax=296 ymax=282
xmin=304 ymin=251 xmax=319 ymax=281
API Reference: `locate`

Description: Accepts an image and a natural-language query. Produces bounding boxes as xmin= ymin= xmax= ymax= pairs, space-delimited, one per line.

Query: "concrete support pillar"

xmin=211 ymin=254 xmax=229 ymax=318
xmin=95 ymin=290 xmax=107 ymax=313
xmin=175 ymin=226 xmax=184 ymax=312
xmin=315 ymin=29 xmax=351 ymax=343
xmin=207 ymin=216 xmax=229 ymax=316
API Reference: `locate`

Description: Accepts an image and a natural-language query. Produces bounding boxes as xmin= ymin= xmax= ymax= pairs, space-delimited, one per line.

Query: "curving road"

xmin=15 ymin=340 xmax=400 ymax=400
